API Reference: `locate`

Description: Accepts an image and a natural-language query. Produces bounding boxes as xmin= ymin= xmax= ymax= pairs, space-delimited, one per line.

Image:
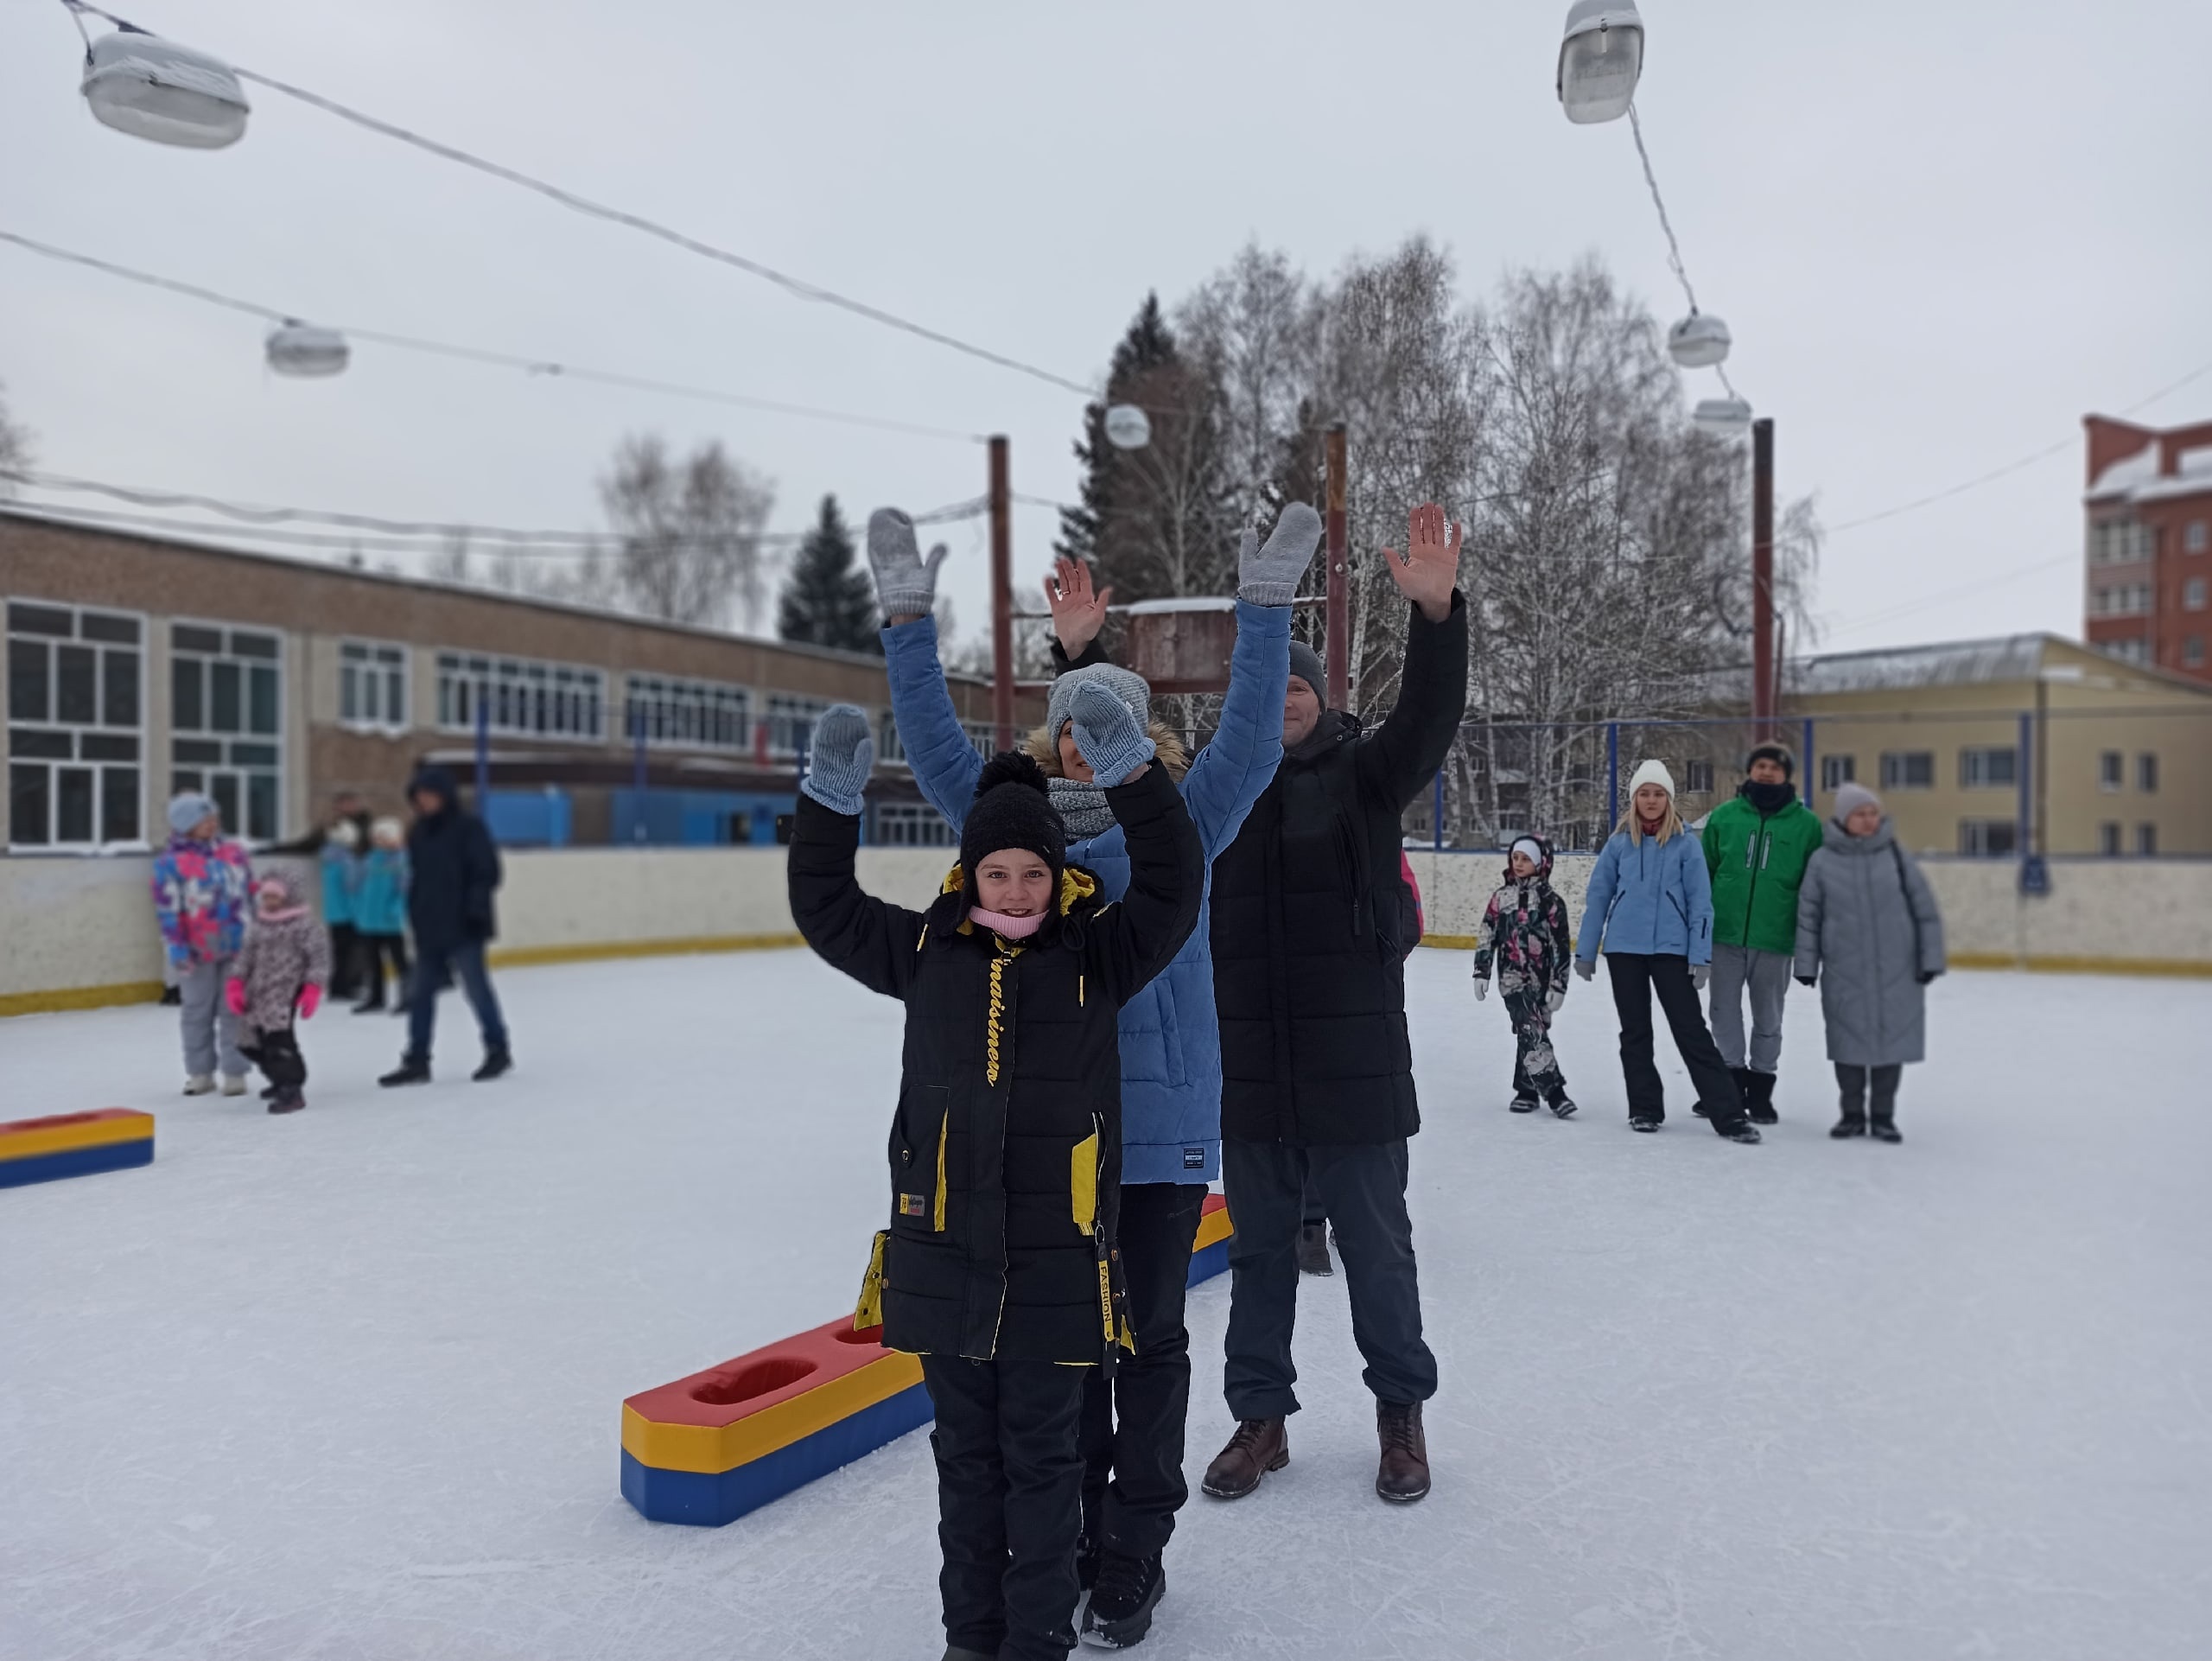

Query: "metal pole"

xmin=2017 ymin=710 xmax=2033 ymax=863
xmin=1433 ymin=767 xmax=1444 ymax=852
xmin=988 ymin=434 xmax=1014 ymax=751
xmin=632 ymin=703 xmax=648 ymax=843
xmin=1325 ymin=422 xmax=1350 ymax=713
xmin=1801 ymin=716 xmax=1816 ymax=805
xmin=474 ymin=688 xmax=490 ymax=815
xmin=1751 ymin=417 xmax=1776 ymax=742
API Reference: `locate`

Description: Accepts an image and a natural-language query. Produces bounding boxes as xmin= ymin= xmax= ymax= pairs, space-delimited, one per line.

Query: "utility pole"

xmin=1325 ymin=421 xmax=1350 ymax=712
xmin=988 ymin=434 xmax=1014 ymax=751
xmin=1751 ymin=416 xmax=1776 ymax=741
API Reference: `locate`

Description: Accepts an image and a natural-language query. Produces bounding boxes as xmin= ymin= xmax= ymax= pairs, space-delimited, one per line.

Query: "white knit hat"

xmin=1626 ymin=759 xmax=1676 ymax=801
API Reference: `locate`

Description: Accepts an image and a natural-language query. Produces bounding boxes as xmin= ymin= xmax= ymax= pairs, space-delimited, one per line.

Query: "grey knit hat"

xmin=1833 ymin=780 xmax=1882 ymax=820
xmin=1046 ymin=663 xmax=1149 ymax=747
xmin=1287 ymin=640 xmax=1326 ymax=705
xmin=167 ymin=791 xmax=219 ymax=837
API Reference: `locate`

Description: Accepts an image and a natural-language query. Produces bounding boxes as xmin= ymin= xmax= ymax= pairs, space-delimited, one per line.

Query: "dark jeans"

xmin=240 ymin=1025 xmax=306 ymax=1089
xmin=355 ymin=932 xmax=410 ymax=1008
xmin=1836 ymin=1062 xmax=1904 ymax=1124
xmin=1222 ymin=1137 xmax=1438 ymax=1418
xmin=1080 ymin=1182 xmax=1205 ymax=1562
xmin=1605 ymin=952 xmax=1745 ymax=1127
xmin=327 ymin=922 xmax=360 ymax=999
xmin=405 ymin=939 xmax=508 ymax=1062
xmin=922 ymin=1354 xmax=1088 ymax=1661
xmin=1301 ymin=1171 xmax=1327 ymax=1228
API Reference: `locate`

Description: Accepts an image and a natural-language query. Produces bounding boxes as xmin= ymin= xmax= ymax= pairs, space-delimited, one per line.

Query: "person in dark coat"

xmin=788 ymin=695 xmax=1202 ymax=1661
xmin=1794 ymin=781 xmax=1947 ymax=1142
xmin=1199 ymin=502 xmax=1468 ymax=1510
xmin=378 ymin=767 xmax=511 ymax=1086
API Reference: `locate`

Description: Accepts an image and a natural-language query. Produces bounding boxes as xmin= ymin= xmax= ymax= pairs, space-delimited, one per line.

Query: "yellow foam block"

xmin=622 ymin=1349 xmax=925 ymax=1476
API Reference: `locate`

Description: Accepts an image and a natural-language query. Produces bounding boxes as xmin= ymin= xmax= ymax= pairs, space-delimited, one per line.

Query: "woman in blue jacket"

xmin=1574 ymin=760 xmax=1760 ymax=1142
xmin=869 ymin=500 xmax=1319 ymax=1647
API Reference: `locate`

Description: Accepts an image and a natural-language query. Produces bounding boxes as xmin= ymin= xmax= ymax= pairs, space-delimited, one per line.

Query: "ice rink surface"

xmin=3 ymin=948 xmax=2207 ymax=1660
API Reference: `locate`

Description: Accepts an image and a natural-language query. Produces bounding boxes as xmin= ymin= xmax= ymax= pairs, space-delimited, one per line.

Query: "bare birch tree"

xmin=598 ymin=434 xmax=774 ymax=630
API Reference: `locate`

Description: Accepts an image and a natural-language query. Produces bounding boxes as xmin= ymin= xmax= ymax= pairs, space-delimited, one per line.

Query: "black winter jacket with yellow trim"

xmin=787 ymin=764 xmax=1204 ymax=1365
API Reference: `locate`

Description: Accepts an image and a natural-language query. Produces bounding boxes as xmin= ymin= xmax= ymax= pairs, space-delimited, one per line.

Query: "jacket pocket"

xmin=1071 ymin=1130 xmax=1099 ymax=1234
xmin=891 ymin=1085 xmax=951 ymax=1234
xmin=854 ymin=1229 xmax=889 ymax=1330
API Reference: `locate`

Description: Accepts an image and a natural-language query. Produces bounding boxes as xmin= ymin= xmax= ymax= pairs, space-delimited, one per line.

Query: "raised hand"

xmin=800 ymin=703 xmax=877 ymax=817
xmin=867 ymin=508 xmax=950 ymax=627
xmin=1044 ymin=557 xmax=1114 ymax=657
xmin=1379 ymin=502 xmax=1460 ymax=623
xmin=1237 ymin=501 xmax=1324 ymax=607
xmin=1068 ymin=679 xmax=1156 ymax=788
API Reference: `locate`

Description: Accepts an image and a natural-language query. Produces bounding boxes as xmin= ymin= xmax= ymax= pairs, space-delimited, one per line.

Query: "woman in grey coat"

xmin=1793 ymin=782 xmax=1946 ymax=1142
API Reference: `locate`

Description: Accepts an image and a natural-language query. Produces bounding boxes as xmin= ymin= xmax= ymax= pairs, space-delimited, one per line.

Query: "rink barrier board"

xmin=0 ymin=1109 xmax=155 ymax=1187
xmin=623 ymin=1193 xmax=1233 ymax=1527
xmin=1416 ymin=936 xmax=2212 ymax=977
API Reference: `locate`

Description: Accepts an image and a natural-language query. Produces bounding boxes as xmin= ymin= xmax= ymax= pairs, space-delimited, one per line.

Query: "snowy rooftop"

xmin=2086 ymin=437 xmax=2212 ymax=504
xmin=1788 ymin=633 xmax=2048 ymax=694
xmin=4 ymin=951 xmax=2205 ymax=1659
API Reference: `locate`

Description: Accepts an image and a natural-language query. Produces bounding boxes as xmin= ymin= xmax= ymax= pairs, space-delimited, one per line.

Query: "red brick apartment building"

xmin=2 ymin=510 xmax=1021 ymax=854
xmin=2083 ymin=413 xmax=2212 ymax=682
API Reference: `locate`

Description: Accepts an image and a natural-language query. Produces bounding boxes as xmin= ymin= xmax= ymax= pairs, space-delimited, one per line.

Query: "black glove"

xmin=1916 ymin=971 xmax=1941 ymax=986
xmin=1796 ymin=975 xmax=1816 ymax=989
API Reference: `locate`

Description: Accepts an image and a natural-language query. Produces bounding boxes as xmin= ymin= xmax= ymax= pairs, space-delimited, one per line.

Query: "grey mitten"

xmin=1690 ymin=963 xmax=1711 ymax=992
xmin=1069 ymin=680 xmax=1156 ymax=787
xmin=800 ymin=703 xmax=875 ymax=816
xmin=867 ymin=508 xmax=950 ymax=620
xmin=1471 ymin=976 xmax=1489 ymax=1002
xmin=1237 ymin=501 xmax=1324 ymax=607
xmin=1574 ymin=958 xmax=1596 ymax=983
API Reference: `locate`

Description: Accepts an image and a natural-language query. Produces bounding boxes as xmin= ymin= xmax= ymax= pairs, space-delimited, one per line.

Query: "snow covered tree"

xmin=777 ymin=494 xmax=879 ymax=653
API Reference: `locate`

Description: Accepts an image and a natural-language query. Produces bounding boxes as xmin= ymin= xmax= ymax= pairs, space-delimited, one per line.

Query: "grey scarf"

xmin=1047 ymin=776 xmax=1115 ymax=841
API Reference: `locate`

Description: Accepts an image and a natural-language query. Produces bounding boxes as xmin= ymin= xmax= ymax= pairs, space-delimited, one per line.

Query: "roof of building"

xmin=2087 ymin=437 xmax=2212 ymax=506
xmin=0 ymin=504 xmax=986 ymax=685
xmin=1788 ymin=632 xmax=2212 ymax=699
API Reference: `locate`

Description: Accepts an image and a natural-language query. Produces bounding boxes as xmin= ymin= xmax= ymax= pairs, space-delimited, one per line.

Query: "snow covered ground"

xmin=3 ymin=949 xmax=2207 ymax=1661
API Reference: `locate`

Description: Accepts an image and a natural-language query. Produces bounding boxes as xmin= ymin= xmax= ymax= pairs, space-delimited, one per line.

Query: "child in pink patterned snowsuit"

xmin=151 ymin=791 xmax=255 ymax=1095
xmin=226 ymin=869 xmax=332 ymax=1114
xmin=1471 ymin=835 xmax=1577 ymax=1117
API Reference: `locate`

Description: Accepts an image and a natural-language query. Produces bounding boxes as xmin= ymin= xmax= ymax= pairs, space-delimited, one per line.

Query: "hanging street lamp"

xmin=1557 ymin=0 xmax=1643 ymax=125
xmin=79 ymin=27 xmax=249 ymax=150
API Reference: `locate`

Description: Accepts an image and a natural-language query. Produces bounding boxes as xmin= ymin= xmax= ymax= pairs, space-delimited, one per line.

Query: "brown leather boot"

xmin=1375 ymin=1400 xmax=1431 ymax=1503
xmin=1200 ymin=1417 xmax=1288 ymax=1499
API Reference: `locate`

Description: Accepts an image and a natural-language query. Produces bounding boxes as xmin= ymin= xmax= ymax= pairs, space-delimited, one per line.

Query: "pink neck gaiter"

xmin=970 ymin=907 xmax=1046 ymax=940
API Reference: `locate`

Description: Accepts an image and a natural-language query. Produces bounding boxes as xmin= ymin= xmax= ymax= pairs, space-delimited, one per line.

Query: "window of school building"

xmin=2137 ymin=753 xmax=2158 ymax=793
xmin=1879 ymin=751 xmax=1934 ymax=789
xmin=1958 ymin=746 xmax=2017 ymax=788
xmin=764 ymin=694 xmax=830 ymax=756
xmin=1682 ymin=758 xmax=1713 ymax=794
xmin=623 ymin=673 xmax=750 ymax=748
xmin=874 ymin=802 xmax=955 ymax=847
xmin=339 ymin=640 xmax=409 ymax=732
xmin=436 ymin=652 xmax=604 ymax=741
xmin=1958 ymin=819 xmax=2018 ymax=858
xmin=7 ymin=601 xmax=144 ymax=849
xmin=170 ymin=620 xmax=283 ymax=843
xmin=1820 ymin=754 xmax=1854 ymax=792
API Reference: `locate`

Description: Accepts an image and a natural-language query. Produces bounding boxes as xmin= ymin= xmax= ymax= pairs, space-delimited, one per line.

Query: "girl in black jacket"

xmin=787 ymin=691 xmax=1202 ymax=1661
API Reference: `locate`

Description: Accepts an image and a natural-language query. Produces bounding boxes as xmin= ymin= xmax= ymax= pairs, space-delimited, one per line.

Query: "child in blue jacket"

xmin=351 ymin=817 xmax=411 ymax=1014
xmin=1574 ymin=760 xmax=1759 ymax=1142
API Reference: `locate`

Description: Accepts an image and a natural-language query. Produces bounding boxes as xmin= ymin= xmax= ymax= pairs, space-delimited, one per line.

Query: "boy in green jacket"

xmin=1700 ymin=743 xmax=1824 ymax=1123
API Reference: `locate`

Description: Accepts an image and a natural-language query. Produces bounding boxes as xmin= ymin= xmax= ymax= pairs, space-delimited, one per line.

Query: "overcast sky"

xmin=3 ymin=0 xmax=2206 ymax=657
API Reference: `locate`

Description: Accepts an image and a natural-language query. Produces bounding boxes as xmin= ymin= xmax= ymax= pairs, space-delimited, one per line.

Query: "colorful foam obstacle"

xmin=622 ymin=1194 xmax=1236 ymax=1526
xmin=0 ymin=1110 xmax=155 ymax=1188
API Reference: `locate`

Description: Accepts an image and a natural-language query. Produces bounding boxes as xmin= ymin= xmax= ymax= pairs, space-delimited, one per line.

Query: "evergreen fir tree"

xmin=777 ymin=494 xmax=880 ymax=652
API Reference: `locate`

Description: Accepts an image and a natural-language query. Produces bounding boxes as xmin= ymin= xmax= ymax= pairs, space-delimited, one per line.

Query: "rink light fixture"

xmin=1557 ymin=0 xmax=1643 ymax=125
xmin=80 ymin=27 xmax=249 ymax=149
xmin=265 ymin=321 xmax=350 ymax=378
xmin=1103 ymin=404 xmax=1152 ymax=451
xmin=1667 ymin=312 xmax=1732 ymax=369
xmin=1692 ymin=396 xmax=1753 ymax=437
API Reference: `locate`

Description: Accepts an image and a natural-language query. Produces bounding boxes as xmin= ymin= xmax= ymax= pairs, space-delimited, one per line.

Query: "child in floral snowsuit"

xmin=1472 ymin=835 xmax=1577 ymax=1117
xmin=152 ymin=791 xmax=255 ymax=1095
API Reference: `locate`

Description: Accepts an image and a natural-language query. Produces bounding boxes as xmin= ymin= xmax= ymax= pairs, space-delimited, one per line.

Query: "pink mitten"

xmin=224 ymin=979 xmax=247 ymax=1017
xmin=296 ymin=983 xmax=323 ymax=1021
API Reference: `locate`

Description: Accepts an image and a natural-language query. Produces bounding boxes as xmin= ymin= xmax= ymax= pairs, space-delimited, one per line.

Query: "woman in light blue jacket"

xmin=866 ymin=501 xmax=1320 ymax=1634
xmin=1574 ymin=760 xmax=1759 ymax=1142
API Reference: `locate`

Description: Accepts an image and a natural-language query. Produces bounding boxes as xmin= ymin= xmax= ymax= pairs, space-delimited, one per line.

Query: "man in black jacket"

xmin=378 ymin=767 xmax=512 ymax=1086
xmin=1200 ymin=502 xmax=1468 ymax=1507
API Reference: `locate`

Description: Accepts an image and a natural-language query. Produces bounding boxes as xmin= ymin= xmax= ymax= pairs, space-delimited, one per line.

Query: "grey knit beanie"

xmin=1046 ymin=663 xmax=1149 ymax=747
xmin=1833 ymin=780 xmax=1882 ymax=820
xmin=167 ymin=791 xmax=219 ymax=837
xmin=1287 ymin=640 xmax=1326 ymax=706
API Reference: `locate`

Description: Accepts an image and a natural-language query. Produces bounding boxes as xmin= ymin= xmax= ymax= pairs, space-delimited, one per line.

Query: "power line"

xmin=1626 ymin=104 xmax=1739 ymax=403
xmin=60 ymin=3 xmax=1096 ymax=399
xmin=0 ymin=228 xmax=986 ymax=444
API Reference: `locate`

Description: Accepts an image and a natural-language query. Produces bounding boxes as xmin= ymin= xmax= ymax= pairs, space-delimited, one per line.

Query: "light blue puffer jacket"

xmin=883 ymin=600 xmax=1288 ymax=1186
xmin=1574 ymin=825 xmax=1717 ymax=967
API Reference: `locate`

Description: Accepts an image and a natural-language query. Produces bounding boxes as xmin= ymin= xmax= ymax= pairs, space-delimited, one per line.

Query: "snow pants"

xmin=1605 ymin=952 xmax=1746 ymax=1127
xmin=1835 ymin=1062 xmax=1904 ymax=1126
xmin=1708 ymin=942 xmax=1794 ymax=1074
xmin=1222 ymin=1137 xmax=1438 ymax=1418
xmin=1080 ymin=1182 xmax=1205 ymax=1563
xmin=1502 ymin=981 xmax=1567 ymax=1100
xmin=922 ymin=1353 xmax=1088 ymax=1661
xmin=241 ymin=1025 xmax=307 ymax=1090
xmin=176 ymin=959 xmax=247 ymax=1080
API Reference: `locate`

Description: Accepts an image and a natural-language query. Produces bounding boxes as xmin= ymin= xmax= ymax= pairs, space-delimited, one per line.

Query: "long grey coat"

xmin=1794 ymin=818 xmax=1947 ymax=1066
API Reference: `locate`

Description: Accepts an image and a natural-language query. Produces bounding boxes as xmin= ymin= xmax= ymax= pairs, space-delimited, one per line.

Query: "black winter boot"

xmin=1295 ymin=1224 xmax=1333 ymax=1276
xmin=1831 ymin=1112 xmax=1866 ymax=1138
xmin=1745 ymin=1071 xmax=1779 ymax=1124
xmin=472 ymin=1048 xmax=512 ymax=1082
xmin=1081 ymin=1550 xmax=1166 ymax=1649
xmin=379 ymin=1056 xmax=432 ymax=1087
xmin=1548 ymin=1091 xmax=1578 ymax=1119
xmin=267 ymin=1087 xmax=305 ymax=1115
xmin=1870 ymin=1116 xmax=1903 ymax=1144
xmin=1509 ymin=1091 xmax=1541 ymax=1113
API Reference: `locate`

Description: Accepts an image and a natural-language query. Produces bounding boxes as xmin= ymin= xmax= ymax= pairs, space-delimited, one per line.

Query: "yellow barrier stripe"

xmin=0 ymin=981 xmax=165 ymax=1019
xmin=1192 ymin=1208 xmax=1235 ymax=1251
xmin=623 ymin=1349 xmax=925 ymax=1474
xmin=0 ymin=1114 xmax=154 ymax=1161
xmin=489 ymin=932 xmax=804 ymax=970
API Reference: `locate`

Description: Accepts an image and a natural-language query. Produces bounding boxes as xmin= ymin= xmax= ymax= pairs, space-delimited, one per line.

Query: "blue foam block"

xmin=0 ymin=1138 xmax=154 ymax=1189
xmin=621 ymin=1380 xmax=936 ymax=1527
xmin=1186 ymin=1238 xmax=1230 ymax=1288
